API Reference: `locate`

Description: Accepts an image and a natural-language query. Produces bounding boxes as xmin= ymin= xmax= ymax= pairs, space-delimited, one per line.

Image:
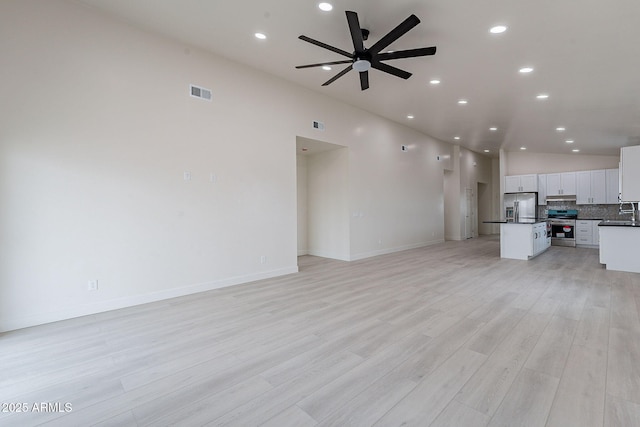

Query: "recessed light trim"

xmin=454 ymin=136 xmax=461 ymax=140
xmin=430 ymin=79 xmax=441 ymax=85
xmin=565 ymin=139 xmax=575 ymax=144
xmin=484 ymin=149 xmax=490 ymax=153
xmin=407 ymin=115 xmax=414 ymax=119
xmin=458 ymin=99 xmax=468 ymax=104
xmin=318 ymin=2 xmax=333 ymax=11
xmin=489 ymin=127 xmax=498 ymax=131
xmin=572 ymin=149 xmax=580 ymax=152
xmin=520 ymin=147 xmax=527 ymax=150
xmin=490 ymin=25 xmax=508 ymax=34
xmin=322 ymin=65 xmax=332 ymax=71
xmin=556 ymin=127 xmax=566 ymax=132
xmin=536 ymin=94 xmax=549 ymax=99
xmin=254 ymin=32 xmax=267 ymax=40
xmin=519 ymin=67 xmax=534 ymax=73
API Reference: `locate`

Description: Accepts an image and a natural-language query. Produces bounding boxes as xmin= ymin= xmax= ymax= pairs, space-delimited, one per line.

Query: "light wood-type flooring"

xmin=2 ymin=236 xmax=640 ymax=426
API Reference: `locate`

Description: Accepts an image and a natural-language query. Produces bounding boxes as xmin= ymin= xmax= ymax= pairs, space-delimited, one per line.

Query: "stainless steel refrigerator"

xmin=504 ymin=192 xmax=537 ymax=221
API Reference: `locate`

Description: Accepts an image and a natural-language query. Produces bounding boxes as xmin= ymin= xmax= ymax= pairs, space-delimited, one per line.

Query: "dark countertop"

xmin=598 ymin=220 xmax=640 ymax=227
xmin=483 ymin=218 xmax=547 ymax=224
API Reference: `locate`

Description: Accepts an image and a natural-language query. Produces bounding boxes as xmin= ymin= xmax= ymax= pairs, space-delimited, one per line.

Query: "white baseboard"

xmin=350 ymin=239 xmax=443 ymax=261
xmin=297 ymin=249 xmax=309 ymax=256
xmin=0 ymin=265 xmax=299 ymax=333
xmin=307 ymin=249 xmax=350 ymax=261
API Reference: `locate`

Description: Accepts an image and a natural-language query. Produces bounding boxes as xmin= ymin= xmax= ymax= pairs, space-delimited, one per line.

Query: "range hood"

xmin=546 ymin=194 xmax=577 ymax=202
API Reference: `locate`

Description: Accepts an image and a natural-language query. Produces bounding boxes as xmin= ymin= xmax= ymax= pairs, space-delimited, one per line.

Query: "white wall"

xmin=506 ymin=152 xmax=619 ymax=175
xmin=0 ymin=0 xmax=468 ymax=331
xmin=307 ymin=148 xmax=350 ymax=260
xmin=296 ymin=155 xmax=308 ymax=255
xmin=349 ymin=130 xmax=451 ymax=259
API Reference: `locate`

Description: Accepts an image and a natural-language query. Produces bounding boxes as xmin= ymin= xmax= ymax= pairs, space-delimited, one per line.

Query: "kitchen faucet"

xmin=619 ymin=200 xmax=637 ymax=224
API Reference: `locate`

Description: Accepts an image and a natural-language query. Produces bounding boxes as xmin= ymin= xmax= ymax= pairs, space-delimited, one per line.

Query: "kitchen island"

xmin=599 ymin=220 xmax=640 ymax=273
xmin=485 ymin=220 xmax=550 ymax=260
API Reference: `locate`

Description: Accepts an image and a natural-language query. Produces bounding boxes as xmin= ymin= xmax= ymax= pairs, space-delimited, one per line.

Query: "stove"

xmin=547 ymin=209 xmax=578 ymax=247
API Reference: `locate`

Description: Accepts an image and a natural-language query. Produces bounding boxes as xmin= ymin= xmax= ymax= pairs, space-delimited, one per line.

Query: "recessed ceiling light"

xmin=322 ymin=65 xmax=332 ymax=71
xmin=318 ymin=2 xmax=333 ymax=11
xmin=254 ymin=32 xmax=267 ymax=40
xmin=407 ymin=115 xmax=414 ymax=119
xmin=536 ymin=94 xmax=549 ymax=99
xmin=430 ymin=79 xmax=441 ymax=85
xmin=489 ymin=25 xmax=508 ymax=34
xmin=556 ymin=127 xmax=566 ymax=132
xmin=484 ymin=149 xmax=490 ymax=153
xmin=454 ymin=136 xmax=461 ymax=140
xmin=519 ymin=67 xmax=534 ymax=73
xmin=572 ymin=149 xmax=580 ymax=152
xmin=489 ymin=127 xmax=498 ymax=131
xmin=565 ymin=139 xmax=574 ymax=144
xmin=520 ymin=147 xmax=527 ymax=150
xmin=458 ymin=99 xmax=468 ymax=104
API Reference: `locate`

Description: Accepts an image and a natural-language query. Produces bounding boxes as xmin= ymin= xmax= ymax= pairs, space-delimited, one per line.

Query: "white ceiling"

xmin=79 ymin=0 xmax=640 ymax=157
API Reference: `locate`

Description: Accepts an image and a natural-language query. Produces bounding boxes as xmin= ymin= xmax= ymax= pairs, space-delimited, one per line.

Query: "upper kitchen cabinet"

xmin=505 ymin=174 xmax=538 ymax=193
xmin=621 ymin=146 xmax=640 ymax=201
xmin=606 ymin=168 xmax=620 ymax=204
xmin=546 ymin=172 xmax=577 ymax=196
xmin=576 ymin=170 xmax=606 ymax=205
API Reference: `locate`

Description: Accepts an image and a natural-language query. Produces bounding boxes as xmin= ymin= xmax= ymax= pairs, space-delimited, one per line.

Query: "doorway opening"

xmin=296 ymin=136 xmax=349 ymax=263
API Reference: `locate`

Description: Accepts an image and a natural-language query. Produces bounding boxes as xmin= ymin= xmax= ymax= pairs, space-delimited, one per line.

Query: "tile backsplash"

xmin=538 ymin=201 xmax=633 ymax=220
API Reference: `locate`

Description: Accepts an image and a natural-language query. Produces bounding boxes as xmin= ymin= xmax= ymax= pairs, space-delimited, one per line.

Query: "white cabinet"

xmin=505 ymin=174 xmax=538 ymax=193
xmin=621 ymin=146 xmax=640 ymax=201
xmin=533 ymin=222 xmax=550 ymax=255
xmin=576 ymin=220 xmax=600 ymax=246
xmin=500 ymin=222 xmax=549 ymax=260
xmin=606 ymin=168 xmax=620 ymax=204
xmin=546 ymin=172 xmax=577 ymax=196
xmin=576 ymin=170 xmax=606 ymax=205
xmin=538 ymin=175 xmax=547 ymax=206
xmin=600 ymin=225 xmax=640 ymax=273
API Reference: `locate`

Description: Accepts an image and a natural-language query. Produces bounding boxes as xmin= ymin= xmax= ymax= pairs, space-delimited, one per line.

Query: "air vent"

xmin=312 ymin=120 xmax=325 ymax=131
xmin=190 ymin=84 xmax=212 ymax=101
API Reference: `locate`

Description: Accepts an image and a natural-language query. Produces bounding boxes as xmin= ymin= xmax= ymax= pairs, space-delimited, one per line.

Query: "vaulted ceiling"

xmin=79 ymin=0 xmax=640 ymax=157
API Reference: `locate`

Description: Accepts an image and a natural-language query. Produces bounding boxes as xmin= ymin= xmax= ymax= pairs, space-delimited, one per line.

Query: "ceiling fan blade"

xmin=295 ymin=60 xmax=353 ymax=69
xmin=369 ymin=14 xmax=420 ymax=54
xmin=346 ymin=11 xmax=365 ymax=53
xmin=371 ymin=61 xmax=412 ymax=79
xmin=322 ymin=65 xmax=353 ymax=86
xmin=377 ymin=46 xmax=437 ymax=61
xmin=299 ymin=35 xmax=352 ymax=58
xmin=360 ymin=70 xmax=369 ymax=90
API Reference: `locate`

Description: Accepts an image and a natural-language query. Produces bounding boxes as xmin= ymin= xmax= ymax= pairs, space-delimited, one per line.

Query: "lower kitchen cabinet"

xmin=576 ymin=220 xmax=600 ymax=247
xmin=500 ymin=222 xmax=550 ymax=260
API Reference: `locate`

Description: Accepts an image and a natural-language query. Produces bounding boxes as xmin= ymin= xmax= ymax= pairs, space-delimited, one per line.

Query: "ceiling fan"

xmin=296 ymin=11 xmax=436 ymax=91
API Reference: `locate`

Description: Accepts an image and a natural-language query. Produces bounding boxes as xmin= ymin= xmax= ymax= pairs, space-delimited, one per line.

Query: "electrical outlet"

xmin=210 ymin=173 xmax=217 ymax=183
xmin=183 ymin=171 xmax=191 ymax=181
xmin=87 ymin=280 xmax=98 ymax=291
xmin=260 ymin=255 xmax=267 ymax=264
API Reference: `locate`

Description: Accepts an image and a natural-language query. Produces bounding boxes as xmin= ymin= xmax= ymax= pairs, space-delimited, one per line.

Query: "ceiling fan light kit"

xmin=296 ymin=10 xmax=436 ymax=90
xmin=353 ymin=59 xmax=371 ymax=72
